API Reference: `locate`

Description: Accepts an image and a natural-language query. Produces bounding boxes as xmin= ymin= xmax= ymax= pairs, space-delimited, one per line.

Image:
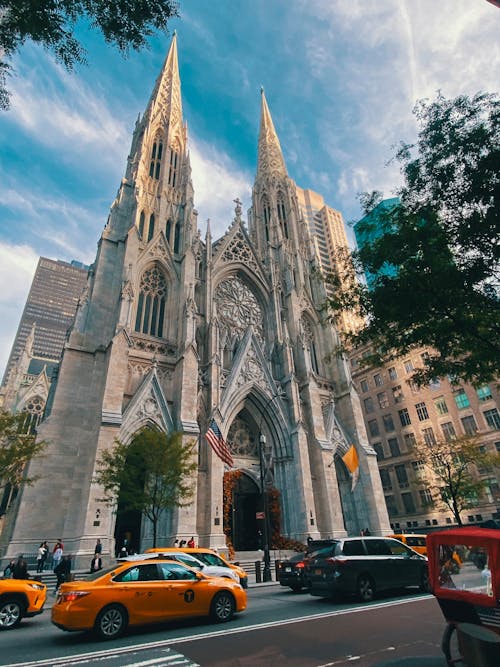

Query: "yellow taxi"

xmin=0 ymin=578 xmax=47 ymax=630
xmin=389 ymin=533 xmax=427 ymax=556
xmin=145 ymin=547 xmax=248 ymax=588
xmin=51 ymin=556 xmax=247 ymax=639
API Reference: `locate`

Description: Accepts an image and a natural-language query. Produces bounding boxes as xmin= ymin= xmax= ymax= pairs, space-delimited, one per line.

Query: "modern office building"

xmin=296 ymin=187 xmax=364 ymax=334
xmin=1 ymin=257 xmax=89 ymax=391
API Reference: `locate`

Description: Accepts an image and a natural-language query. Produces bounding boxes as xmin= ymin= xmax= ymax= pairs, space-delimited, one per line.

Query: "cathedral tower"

xmin=4 ymin=36 xmax=389 ymax=565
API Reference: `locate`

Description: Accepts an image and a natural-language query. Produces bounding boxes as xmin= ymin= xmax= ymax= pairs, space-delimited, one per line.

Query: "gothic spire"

xmin=145 ymin=31 xmax=183 ymax=139
xmin=256 ymin=87 xmax=288 ymax=182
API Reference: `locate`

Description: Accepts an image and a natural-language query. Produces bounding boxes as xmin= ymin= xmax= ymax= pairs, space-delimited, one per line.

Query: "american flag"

xmin=206 ymin=419 xmax=234 ymax=468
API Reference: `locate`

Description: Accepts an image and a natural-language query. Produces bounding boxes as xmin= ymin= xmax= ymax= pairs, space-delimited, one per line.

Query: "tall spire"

xmin=145 ymin=31 xmax=183 ymax=137
xmin=256 ymin=87 xmax=287 ymax=182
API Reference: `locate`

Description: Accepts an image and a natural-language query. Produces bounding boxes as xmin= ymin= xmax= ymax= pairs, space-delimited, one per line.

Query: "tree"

xmin=0 ymin=410 xmax=47 ymax=493
xmin=0 ymin=0 xmax=179 ymax=110
xmin=94 ymin=428 xmax=196 ymax=547
xmin=412 ymin=434 xmax=500 ymax=526
xmin=328 ymin=92 xmax=500 ymax=386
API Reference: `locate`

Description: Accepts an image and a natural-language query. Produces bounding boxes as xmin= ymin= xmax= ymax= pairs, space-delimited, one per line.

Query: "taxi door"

xmin=111 ymin=563 xmax=167 ymax=624
xmin=155 ymin=561 xmax=209 ymax=619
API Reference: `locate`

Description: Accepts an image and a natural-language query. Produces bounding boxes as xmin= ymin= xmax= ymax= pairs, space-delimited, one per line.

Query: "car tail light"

xmin=295 ymin=561 xmax=305 ymax=569
xmin=59 ymin=591 xmax=91 ymax=603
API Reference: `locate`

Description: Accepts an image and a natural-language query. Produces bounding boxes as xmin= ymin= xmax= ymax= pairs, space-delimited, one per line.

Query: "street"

xmin=1 ymin=585 xmax=448 ymax=667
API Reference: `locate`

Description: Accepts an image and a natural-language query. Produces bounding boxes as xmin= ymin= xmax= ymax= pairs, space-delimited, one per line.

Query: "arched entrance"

xmin=227 ymin=472 xmax=261 ymax=550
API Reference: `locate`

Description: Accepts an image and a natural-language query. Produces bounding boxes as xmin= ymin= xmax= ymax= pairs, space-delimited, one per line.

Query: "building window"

xmin=385 ymin=495 xmax=398 ymax=517
xmin=377 ymin=392 xmax=389 ymax=409
xmin=167 ymin=147 xmax=179 ymax=186
xmin=173 ymin=222 xmax=181 ymax=254
xmin=368 ymin=419 xmax=380 ymax=437
xmin=422 ymin=427 xmax=436 ymax=445
xmin=401 ymin=492 xmax=416 ymax=513
xmin=429 ymin=378 xmax=441 ymax=390
xmin=165 ymin=219 xmax=172 ymax=244
xmin=373 ymin=443 xmax=384 ymax=460
xmin=392 ymin=385 xmax=404 ymax=403
xmin=461 ymin=415 xmax=478 ymax=435
xmin=484 ymin=408 xmax=500 ymax=430
xmin=382 ymin=414 xmax=395 ymax=432
xmin=277 ymin=194 xmax=288 ymax=239
xmin=454 ymin=388 xmax=470 ymax=409
xmin=476 ymin=385 xmax=492 ymax=402
xmin=379 ymin=468 xmax=392 ymax=490
xmin=419 ymin=489 xmax=433 ymax=506
xmin=360 ymin=379 xmax=369 ymax=393
xmin=404 ymin=432 xmax=416 ymax=450
xmin=388 ymin=437 xmax=401 ymax=457
xmin=398 ymin=408 xmax=411 ymax=426
xmin=373 ymin=373 xmax=383 ymax=387
xmin=149 ymin=140 xmax=163 ymax=180
xmin=147 ymin=214 xmax=155 ymax=242
xmin=395 ymin=463 xmax=408 ymax=486
xmin=415 ymin=402 xmax=429 ymax=421
xmin=364 ymin=397 xmax=374 ymax=413
xmin=434 ymin=396 xmax=448 ymax=415
xmin=262 ymin=197 xmax=271 ymax=242
xmin=404 ymin=359 xmax=414 ymax=373
xmin=138 ymin=211 xmax=145 ymax=238
xmin=134 ymin=265 xmax=167 ymax=337
xmin=388 ymin=366 xmax=398 ymax=381
xmin=441 ymin=421 xmax=457 ymax=441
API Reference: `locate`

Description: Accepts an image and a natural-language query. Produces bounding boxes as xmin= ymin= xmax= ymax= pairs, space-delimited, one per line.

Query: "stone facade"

xmin=4 ymin=36 xmax=390 ymax=567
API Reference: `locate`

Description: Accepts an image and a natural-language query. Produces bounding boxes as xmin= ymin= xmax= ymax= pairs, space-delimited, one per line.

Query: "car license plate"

xmin=285 ymin=567 xmax=291 ymax=572
xmin=315 ymin=569 xmax=322 ymax=575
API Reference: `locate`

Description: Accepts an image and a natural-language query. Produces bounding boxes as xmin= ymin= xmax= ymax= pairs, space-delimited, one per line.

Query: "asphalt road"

xmin=1 ymin=585 xmax=448 ymax=667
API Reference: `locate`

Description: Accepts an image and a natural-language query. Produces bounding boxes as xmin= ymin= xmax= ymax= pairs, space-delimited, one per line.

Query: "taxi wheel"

xmin=94 ymin=604 xmax=128 ymax=640
xmin=356 ymin=575 xmax=375 ymax=602
xmin=0 ymin=597 xmax=24 ymax=630
xmin=210 ymin=591 xmax=235 ymax=623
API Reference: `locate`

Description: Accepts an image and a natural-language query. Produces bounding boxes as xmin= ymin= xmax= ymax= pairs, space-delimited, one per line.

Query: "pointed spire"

xmin=145 ymin=32 xmax=183 ymax=136
xmin=257 ymin=88 xmax=287 ymax=182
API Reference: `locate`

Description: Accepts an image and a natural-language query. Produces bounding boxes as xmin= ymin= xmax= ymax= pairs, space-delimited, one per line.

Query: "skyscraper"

xmin=3 ymin=36 xmax=390 ymax=565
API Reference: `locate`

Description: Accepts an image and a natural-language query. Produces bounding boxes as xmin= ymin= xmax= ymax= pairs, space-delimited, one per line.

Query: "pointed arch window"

xmin=165 ymin=219 xmax=172 ymax=244
xmin=147 ymin=214 xmax=155 ymax=242
xmin=173 ymin=221 xmax=181 ymax=254
xmin=134 ymin=265 xmax=167 ymax=337
xmin=168 ymin=147 xmax=179 ymax=187
xmin=149 ymin=140 xmax=163 ymax=180
xmin=277 ymin=194 xmax=288 ymax=239
xmin=138 ymin=211 xmax=145 ymax=238
xmin=262 ymin=196 xmax=271 ymax=242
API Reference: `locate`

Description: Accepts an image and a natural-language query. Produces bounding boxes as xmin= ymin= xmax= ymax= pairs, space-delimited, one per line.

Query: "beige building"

xmin=2 ymin=36 xmax=390 ymax=567
xmin=296 ymin=187 xmax=364 ymax=335
xmin=350 ymin=347 xmax=500 ymax=531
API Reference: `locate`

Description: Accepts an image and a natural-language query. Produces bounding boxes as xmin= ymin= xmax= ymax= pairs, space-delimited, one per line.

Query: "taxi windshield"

xmin=194 ymin=552 xmax=226 ymax=567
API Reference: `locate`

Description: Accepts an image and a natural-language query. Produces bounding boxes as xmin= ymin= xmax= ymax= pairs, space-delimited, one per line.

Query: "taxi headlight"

xmin=29 ymin=583 xmax=45 ymax=591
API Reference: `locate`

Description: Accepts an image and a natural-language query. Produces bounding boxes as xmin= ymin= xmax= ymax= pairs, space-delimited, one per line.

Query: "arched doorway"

xmin=227 ymin=473 xmax=261 ymax=550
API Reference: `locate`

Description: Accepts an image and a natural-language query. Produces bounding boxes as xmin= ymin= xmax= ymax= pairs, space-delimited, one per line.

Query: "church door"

xmin=230 ymin=474 xmax=261 ymax=551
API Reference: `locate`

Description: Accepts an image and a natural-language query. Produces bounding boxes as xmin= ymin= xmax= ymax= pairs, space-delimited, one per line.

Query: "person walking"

xmin=52 ymin=542 xmax=63 ymax=570
xmin=12 ymin=554 xmax=28 ymax=579
xmin=94 ymin=538 xmax=102 ymax=555
xmin=187 ymin=536 xmax=195 ymax=548
xmin=3 ymin=559 xmax=16 ymax=578
xmin=54 ymin=554 xmax=71 ymax=592
xmin=36 ymin=541 xmax=49 ymax=573
xmin=90 ymin=553 xmax=103 ymax=573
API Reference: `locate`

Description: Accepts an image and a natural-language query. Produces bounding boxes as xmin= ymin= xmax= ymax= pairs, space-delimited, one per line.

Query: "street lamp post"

xmin=259 ymin=433 xmax=272 ymax=582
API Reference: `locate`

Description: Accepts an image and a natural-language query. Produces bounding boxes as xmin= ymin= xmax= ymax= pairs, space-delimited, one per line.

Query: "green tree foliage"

xmin=0 ymin=410 xmax=47 ymax=491
xmin=328 ymin=92 xmax=500 ymax=386
xmin=413 ymin=434 xmax=500 ymax=526
xmin=0 ymin=0 xmax=179 ymax=109
xmin=94 ymin=428 xmax=196 ymax=547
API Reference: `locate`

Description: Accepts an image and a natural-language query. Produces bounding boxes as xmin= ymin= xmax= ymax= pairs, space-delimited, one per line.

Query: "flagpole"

xmin=259 ymin=433 xmax=272 ymax=582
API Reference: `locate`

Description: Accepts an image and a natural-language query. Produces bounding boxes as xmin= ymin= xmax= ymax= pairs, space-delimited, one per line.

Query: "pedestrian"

xmin=53 ymin=542 xmax=63 ymax=570
xmin=187 ymin=536 xmax=195 ymax=548
xmin=3 ymin=559 xmax=16 ymax=578
xmin=13 ymin=554 xmax=28 ymax=579
xmin=37 ymin=541 xmax=49 ymax=573
xmin=90 ymin=553 xmax=103 ymax=573
xmin=173 ymin=538 xmax=179 ymax=546
xmin=119 ymin=544 xmax=128 ymax=558
xmin=94 ymin=538 xmax=102 ymax=555
xmin=54 ymin=554 xmax=71 ymax=592
xmin=179 ymin=539 xmax=186 ymax=548
xmin=364 ymin=528 xmax=371 ymax=536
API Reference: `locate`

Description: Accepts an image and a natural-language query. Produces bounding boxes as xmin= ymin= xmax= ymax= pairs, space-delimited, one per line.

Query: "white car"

xmin=119 ymin=552 xmax=241 ymax=584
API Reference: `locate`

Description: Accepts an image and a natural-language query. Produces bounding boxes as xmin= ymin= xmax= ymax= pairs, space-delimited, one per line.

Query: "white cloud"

xmin=189 ymin=136 xmax=253 ymax=239
xmin=0 ymin=243 xmax=39 ymax=381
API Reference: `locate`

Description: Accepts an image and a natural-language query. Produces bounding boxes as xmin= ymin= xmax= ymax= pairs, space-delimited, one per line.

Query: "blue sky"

xmin=0 ymin=0 xmax=498 ymax=379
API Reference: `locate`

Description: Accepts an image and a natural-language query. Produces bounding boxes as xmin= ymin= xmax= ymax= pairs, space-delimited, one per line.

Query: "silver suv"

xmin=306 ymin=536 xmax=429 ymax=602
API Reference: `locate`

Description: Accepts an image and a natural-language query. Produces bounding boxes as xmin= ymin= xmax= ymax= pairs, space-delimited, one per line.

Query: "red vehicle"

xmin=427 ymin=527 xmax=500 ymax=665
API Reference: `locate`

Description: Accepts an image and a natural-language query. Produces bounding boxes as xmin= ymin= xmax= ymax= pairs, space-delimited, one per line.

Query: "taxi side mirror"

xmin=195 ymin=571 xmax=204 ymax=580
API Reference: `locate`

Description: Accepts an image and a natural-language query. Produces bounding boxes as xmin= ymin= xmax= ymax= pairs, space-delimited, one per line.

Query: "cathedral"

xmin=4 ymin=35 xmax=390 ymax=565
